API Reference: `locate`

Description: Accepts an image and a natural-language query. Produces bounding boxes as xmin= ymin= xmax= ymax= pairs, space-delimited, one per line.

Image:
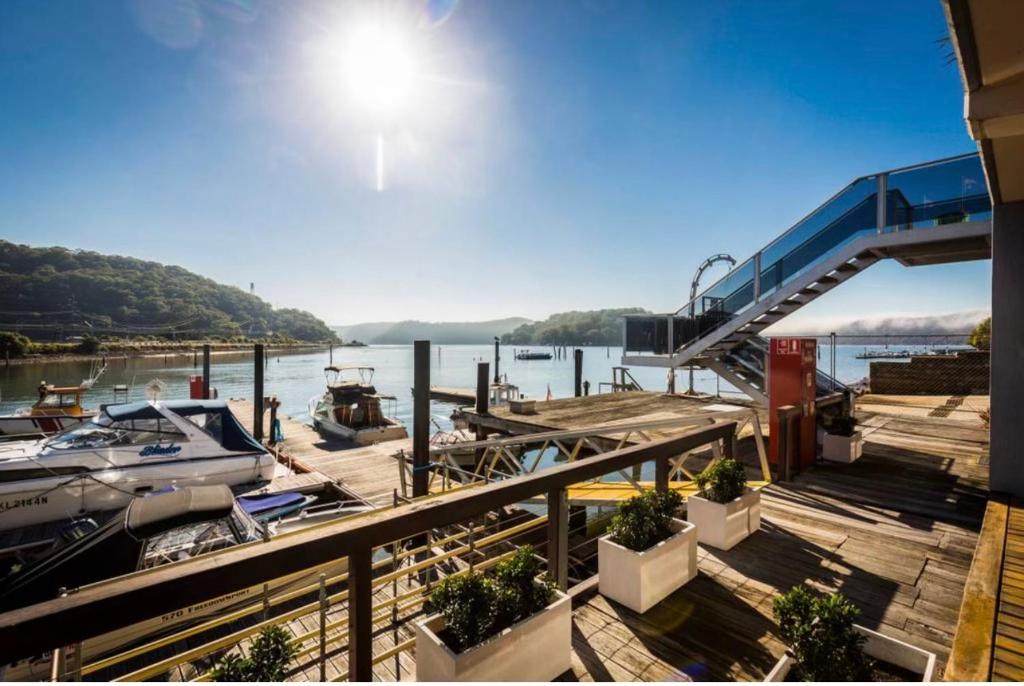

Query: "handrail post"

xmin=547 ymin=488 xmax=568 ymax=591
xmin=877 ymin=172 xmax=888 ymax=233
xmin=753 ymin=251 xmax=762 ymax=302
xmin=347 ymin=547 xmax=373 ymax=683
xmin=318 ymin=572 xmax=328 ymax=682
xmin=655 ymin=455 xmax=670 ymax=493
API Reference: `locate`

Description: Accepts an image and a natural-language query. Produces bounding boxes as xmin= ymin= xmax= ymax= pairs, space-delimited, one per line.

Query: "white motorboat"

xmin=0 ymin=399 xmax=276 ymax=531
xmin=0 ymin=365 xmax=105 ymax=440
xmin=0 ymin=485 xmax=369 ymax=680
xmin=309 ymin=366 xmax=408 ymax=445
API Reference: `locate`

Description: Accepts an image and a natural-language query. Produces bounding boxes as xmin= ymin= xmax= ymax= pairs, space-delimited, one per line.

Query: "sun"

xmin=344 ymin=23 xmax=418 ymax=118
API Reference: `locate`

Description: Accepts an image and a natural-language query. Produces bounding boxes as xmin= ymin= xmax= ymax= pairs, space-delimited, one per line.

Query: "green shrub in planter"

xmin=429 ymin=545 xmax=555 ymax=653
xmin=212 ymin=625 xmax=297 ymax=681
xmin=693 ymin=458 xmax=747 ymax=504
xmin=772 ymin=586 xmax=873 ymax=681
xmin=606 ymin=489 xmax=683 ymax=552
xmin=823 ymin=414 xmax=858 ymax=437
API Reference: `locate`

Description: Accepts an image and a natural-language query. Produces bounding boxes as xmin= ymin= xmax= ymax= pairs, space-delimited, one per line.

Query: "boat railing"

xmin=0 ymin=421 xmax=739 ymax=682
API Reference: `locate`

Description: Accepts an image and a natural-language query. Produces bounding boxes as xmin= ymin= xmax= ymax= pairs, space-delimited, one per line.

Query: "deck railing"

xmin=0 ymin=421 xmax=738 ymax=682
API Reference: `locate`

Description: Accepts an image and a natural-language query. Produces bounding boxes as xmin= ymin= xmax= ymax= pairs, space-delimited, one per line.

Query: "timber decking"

xmin=564 ymin=410 xmax=989 ymax=681
xmin=465 ymin=391 xmax=762 ymax=443
xmin=228 ymin=399 xmax=406 ymax=506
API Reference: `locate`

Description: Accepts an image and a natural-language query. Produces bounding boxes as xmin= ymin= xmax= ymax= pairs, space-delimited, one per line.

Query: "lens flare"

xmin=344 ymin=23 xmax=418 ymax=117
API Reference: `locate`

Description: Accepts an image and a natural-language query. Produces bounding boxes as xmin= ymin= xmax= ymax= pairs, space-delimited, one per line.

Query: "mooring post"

xmin=474 ymin=362 xmax=490 ymax=467
xmin=268 ymin=397 xmax=279 ymax=446
xmin=413 ymin=340 xmax=430 ymax=498
xmin=574 ymin=348 xmax=583 ymax=397
xmin=493 ymin=337 xmax=500 ymax=383
xmin=347 ymin=547 xmax=373 ymax=683
xmin=547 ymin=487 xmax=569 ymax=591
xmin=328 ymin=343 xmax=333 ymax=366
xmin=253 ymin=343 xmax=265 ymax=442
xmin=202 ymin=344 xmax=210 ymax=400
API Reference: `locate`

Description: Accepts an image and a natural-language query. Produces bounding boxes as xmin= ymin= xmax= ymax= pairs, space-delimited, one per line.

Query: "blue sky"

xmin=0 ymin=0 xmax=991 ymax=327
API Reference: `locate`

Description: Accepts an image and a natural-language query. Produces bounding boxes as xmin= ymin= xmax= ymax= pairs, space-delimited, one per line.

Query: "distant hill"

xmin=333 ymin=318 xmax=531 ymax=345
xmin=501 ymin=308 xmax=649 ymax=346
xmin=0 ymin=240 xmax=338 ymax=342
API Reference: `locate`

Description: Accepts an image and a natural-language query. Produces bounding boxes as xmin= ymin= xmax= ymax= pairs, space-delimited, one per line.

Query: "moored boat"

xmin=0 ymin=399 xmax=276 ymax=531
xmin=309 ymin=366 xmax=407 ymax=445
xmin=0 ymin=374 xmax=102 ymax=440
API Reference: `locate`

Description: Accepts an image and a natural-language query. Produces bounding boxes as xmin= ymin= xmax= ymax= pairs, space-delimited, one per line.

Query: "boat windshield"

xmin=139 ymin=505 xmax=262 ymax=569
xmin=35 ymin=392 xmax=80 ymax=409
xmin=45 ymin=415 xmax=187 ymax=450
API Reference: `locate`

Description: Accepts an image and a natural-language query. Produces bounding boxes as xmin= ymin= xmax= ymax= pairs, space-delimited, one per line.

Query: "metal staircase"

xmin=623 ymin=153 xmax=993 ymax=401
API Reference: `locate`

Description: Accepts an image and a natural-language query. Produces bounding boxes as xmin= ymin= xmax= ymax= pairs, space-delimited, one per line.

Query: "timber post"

xmin=347 ymin=547 xmax=373 ymax=682
xmin=574 ymin=348 xmax=583 ymax=397
xmin=253 ymin=344 xmax=264 ymax=442
xmin=493 ymin=337 xmax=500 ymax=383
xmin=413 ymin=340 xmax=430 ymax=499
xmin=547 ymin=487 xmax=569 ymax=591
xmin=202 ymin=344 xmax=210 ymax=400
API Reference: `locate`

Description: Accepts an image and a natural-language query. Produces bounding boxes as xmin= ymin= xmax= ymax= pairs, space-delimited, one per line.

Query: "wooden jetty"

xmin=427 ymin=386 xmax=476 ymax=405
xmin=228 ymin=399 xmax=406 ymax=507
xmin=461 ymin=390 xmax=762 ymax=441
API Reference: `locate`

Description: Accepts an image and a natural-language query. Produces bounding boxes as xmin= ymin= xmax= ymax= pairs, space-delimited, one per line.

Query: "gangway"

xmin=397 ymin=406 xmax=771 ymax=505
xmin=622 ymin=153 xmax=992 ymax=400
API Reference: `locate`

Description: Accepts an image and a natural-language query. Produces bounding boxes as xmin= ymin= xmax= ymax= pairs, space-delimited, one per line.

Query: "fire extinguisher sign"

xmin=773 ymin=338 xmax=801 ymax=355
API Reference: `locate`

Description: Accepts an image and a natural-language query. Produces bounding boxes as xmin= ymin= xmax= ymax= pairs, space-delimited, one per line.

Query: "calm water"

xmin=0 ymin=344 xmax=952 ymax=430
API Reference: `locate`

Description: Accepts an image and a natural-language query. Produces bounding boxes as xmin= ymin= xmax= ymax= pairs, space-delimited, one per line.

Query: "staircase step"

xmin=798 ymin=287 xmax=821 ymax=296
xmin=834 ymin=263 xmax=860 ymax=274
xmin=816 ymin=275 xmax=839 ymax=285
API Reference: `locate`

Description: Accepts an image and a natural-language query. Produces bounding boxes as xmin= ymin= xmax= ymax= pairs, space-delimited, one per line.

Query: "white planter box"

xmin=598 ymin=518 xmax=697 ymax=613
xmin=764 ymin=624 xmax=936 ymax=682
xmin=414 ymin=587 xmax=571 ymax=682
xmin=822 ymin=431 xmax=863 ymax=463
xmin=687 ymin=487 xmax=761 ymax=550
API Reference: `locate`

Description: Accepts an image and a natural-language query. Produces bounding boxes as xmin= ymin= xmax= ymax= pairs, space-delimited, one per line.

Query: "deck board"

xmin=564 ymin=410 xmax=988 ymax=681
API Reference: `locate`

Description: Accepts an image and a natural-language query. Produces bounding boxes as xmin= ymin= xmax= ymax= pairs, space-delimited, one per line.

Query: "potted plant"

xmin=822 ymin=414 xmax=863 ymax=463
xmin=415 ymin=546 xmax=571 ymax=682
xmin=211 ymin=625 xmax=298 ymax=682
xmin=598 ymin=489 xmax=696 ymax=613
xmin=766 ymin=586 xmax=935 ymax=682
xmin=687 ymin=458 xmax=760 ymax=550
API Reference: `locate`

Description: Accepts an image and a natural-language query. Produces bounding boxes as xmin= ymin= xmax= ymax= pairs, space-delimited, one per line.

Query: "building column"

xmin=990 ymin=200 xmax=1024 ymax=495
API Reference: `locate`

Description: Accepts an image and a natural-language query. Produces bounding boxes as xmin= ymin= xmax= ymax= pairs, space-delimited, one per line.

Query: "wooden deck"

xmin=228 ymin=399 xmax=406 ymax=506
xmin=464 ymin=391 xmax=761 ymax=442
xmin=428 ymin=386 xmax=476 ymax=405
xmin=563 ymin=410 xmax=989 ymax=681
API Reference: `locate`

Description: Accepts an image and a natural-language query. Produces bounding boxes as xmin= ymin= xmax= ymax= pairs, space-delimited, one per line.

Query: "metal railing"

xmin=0 ymin=422 xmax=739 ymax=682
xmin=624 ymin=153 xmax=991 ymax=358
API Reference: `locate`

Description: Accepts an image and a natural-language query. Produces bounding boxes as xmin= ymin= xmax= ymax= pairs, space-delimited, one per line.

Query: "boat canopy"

xmin=127 ymin=485 xmax=235 ymax=538
xmin=103 ymin=400 xmax=265 ymax=453
xmin=324 ymin=365 xmax=374 ymax=373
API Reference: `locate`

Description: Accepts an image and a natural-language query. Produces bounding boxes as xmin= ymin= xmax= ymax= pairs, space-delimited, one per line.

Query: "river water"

xmin=0 ymin=344 xmax=955 ymax=430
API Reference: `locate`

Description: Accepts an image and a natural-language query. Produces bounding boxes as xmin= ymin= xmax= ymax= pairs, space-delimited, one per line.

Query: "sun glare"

xmin=344 ymin=23 xmax=418 ymax=117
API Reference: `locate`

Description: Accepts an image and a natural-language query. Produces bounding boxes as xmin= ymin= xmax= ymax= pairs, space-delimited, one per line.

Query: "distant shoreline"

xmin=3 ymin=343 xmax=330 ymax=367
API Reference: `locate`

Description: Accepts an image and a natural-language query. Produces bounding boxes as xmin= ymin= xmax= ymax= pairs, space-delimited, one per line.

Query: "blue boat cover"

xmin=104 ymin=400 xmax=264 ymax=453
xmin=238 ymin=492 xmax=305 ymax=515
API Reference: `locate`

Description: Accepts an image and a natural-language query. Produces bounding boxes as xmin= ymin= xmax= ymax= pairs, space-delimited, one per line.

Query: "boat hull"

xmin=0 ymin=454 xmax=276 ymax=531
xmin=0 ymin=413 xmax=95 ymax=440
xmin=312 ymin=416 xmax=408 ymax=445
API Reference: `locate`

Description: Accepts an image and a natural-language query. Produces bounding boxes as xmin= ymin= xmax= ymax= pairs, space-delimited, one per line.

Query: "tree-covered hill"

xmin=501 ymin=308 xmax=649 ymax=346
xmin=333 ymin=317 xmax=530 ymax=345
xmin=0 ymin=240 xmax=337 ymax=342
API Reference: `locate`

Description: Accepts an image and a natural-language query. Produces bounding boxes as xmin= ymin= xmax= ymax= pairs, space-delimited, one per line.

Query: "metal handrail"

xmin=665 ymin=152 xmax=983 ymax=320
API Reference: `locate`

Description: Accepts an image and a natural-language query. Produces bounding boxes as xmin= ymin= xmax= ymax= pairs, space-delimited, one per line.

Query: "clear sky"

xmin=0 ymin=0 xmax=991 ymax=328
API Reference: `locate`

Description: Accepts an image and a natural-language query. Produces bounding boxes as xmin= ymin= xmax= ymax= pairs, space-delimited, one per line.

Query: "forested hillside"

xmin=333 ymin=317 xmax=530 ymax=344
xmin=0 ymin=240 xmax=337 ymax=342
xmin=501 ymin=308 xmax=648 ymax=345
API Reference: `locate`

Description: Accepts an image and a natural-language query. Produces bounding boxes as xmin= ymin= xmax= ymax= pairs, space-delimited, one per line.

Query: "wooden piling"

xmin=574 ymin=348 xmax=583 ymax=397
xmin=475 ymin=362 xmax=490 ymax=464
xmin=493 ymin=337 xmax=500 ymax=383
xmin=202 ymin=345 xmax=211 ymax=400
xmin=412 ymin=340 xmax=430 ymax=498
xmin=253 ymin=344 xmax=264 ymax=442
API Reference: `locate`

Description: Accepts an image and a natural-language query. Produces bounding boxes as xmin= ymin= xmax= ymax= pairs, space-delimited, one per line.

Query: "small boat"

xmin=0 ymin=367 xmax=105 ymax=440
xmin=516 ymin=351 xmax=553 ymax=360
xmin=0 ymin=485 xmax=366 ymax=680
xmin=0 ymin=399 xmax=276 ymax=531
xmin=309 ymin=366 xmax=407 ymax=445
